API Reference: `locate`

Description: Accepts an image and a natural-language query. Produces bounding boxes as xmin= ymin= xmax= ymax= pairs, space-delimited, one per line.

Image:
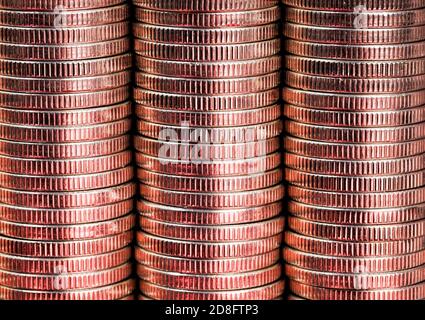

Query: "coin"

xmin=282 ymin=0 xmax=425 ymax=11
xmin=137 ymin=7 xmax=280 ymax=28
xmin=137 ymin=200 xmax=282 ymax=225
xmin=137 ymin=55 xmax=281 ymax=78
xmin=133 ymin=0 xmax=279 ymax=12
xmin=140 ymin=280 xmax=284 ymax=300
xmin=288 ymin=216 xmax=425 ymax=241
xmin=287 ymin=201 xmax=425 ymax=225
xmin=284 ymin=104 xmax=425 ymax=127
xmin=134 ymin=88 xmax=279 ymax=111
xmin=0 ymin=22 xmax=128 ymax=45
xmin=136 ymin=247 xmax=280 ymax=274
xmin=0 ymin=263 xmax=132 ymax=291
xmin=0 ymin=232 xmax=133 ymax=258
xmin=135 ymin=39 xmax=281 ymax=62
xmin=285 ymin=264 xmax=425 ymax=290
xmin=0 ymin=279 xmax=135 ymax=300
xmin=0 ymin=247 xmax=131 ymax=274
xmin=136 ymin=72 xmax=280 ymax=95
xmin=0 ymin=87 xmax=130 ymax=110
xmin=139 ymin=216 xmax=284 ymax=241
xmin=137 ymin=264 xmax=281 ymax=291
xmin=136 ymin=105 xmax=281 ymax=128
xmin=285 ymin=39 xmax=425 ymax=61
xmin=0 ymin=214 xmax=135 ymax=241
xmin=0 ymin=5 xmax=129 ymax=27
xmin=0 ymin=200 xmax=134 ymax=225
xmin=285 ymin=231 xmax=425 ymax=257
xmin=0 ymin=0 xmax=125 ymax=10
xmin=289 ymin=280 xmax=425 ymax=300
xmin=283 ymin=247 xmax=425 ymax=273
xmin=138 ymin=232 xmax=282 ymax=259
xmin=140 ymin=184 xmax=284 ymax=209
xmin=0 ymin=38 xmax=130 ymax=61
xmin=285 ymin=7 xmax=425 ymax=28
xmin=0 ymin=54 xmax=132 ymax=78
xmin=285 ymin=153 xmax=425 ymax=176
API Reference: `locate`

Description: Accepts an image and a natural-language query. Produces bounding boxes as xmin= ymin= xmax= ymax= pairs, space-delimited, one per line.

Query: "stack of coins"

xmin=133 ymin=0 xmax=285 ymax=300
xmin=0 ymin=0 xmax=135 ymax=300
xmin=282 ymin=0 xmax=425 ymax=300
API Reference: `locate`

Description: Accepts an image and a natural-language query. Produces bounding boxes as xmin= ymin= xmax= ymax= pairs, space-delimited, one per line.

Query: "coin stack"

xmin=282 ymin=0 xmax=425 ymax=300
xmin=0 ymin=0 xmax=135 ymax=300
xmin=133 ymin=0 xmax=285 ymax=300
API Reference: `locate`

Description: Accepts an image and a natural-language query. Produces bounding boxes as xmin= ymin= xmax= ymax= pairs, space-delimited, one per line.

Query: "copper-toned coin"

xmin=285 ymin=231 xmax=425 ymax=257
xmin=286 ymin=120 xmax=425 ymax=143
xmin=134 ymin=23 xmax=279 ymax=44
xmin=140 ymin=184 xmax=284 ymax=209
xmin=0 ymin=5 xmax=128 ymax=27
xmin=136 ymin=72 xmax=280 ymax=95
xmin=137 ymin=232 xmax=282 ymax=259
xmin=285 ymin=153 xmax=425 ymax=176
xmin=287 ymin=201 xmax=425 ymax=225
xmin=0 ymin=263 xmax=132 ymax=291
xmin=137 ymin=264 xmax=281 ymax=291
xmin=137 ymin=6 xmax=280 ymax=27
xmin=140 ymin=280 xmax=284 ymax=300
xmin=285 ymin=7 xmax=425 ymax=28
xmin=0 ymin=166 xmax=133 ymax=191
xmin=135 ymin=136 xmax=280 ymax=160
xmin=139 ymin=216 xmax=284 ymax=241
xmin=285 ymin=55 xmax=425 ymax=78
xmin=134 ymin=0 xmax=279 ymax=12
xmin=135 ymin=88 xmax=279 ymax=111
xmin=137 ymin=119 xmax=281 ymax=143
xmin=0 ymin=118 xmax=131 ymax=143
xmin=289 ymin=280 xmax=425 ymax=300
xmin=0 ymin=247 xmax=131 ymax=274
xmin=138 ymin=168 xmax=282 ymax=193
xmin=284 ymin=136 xmax=425 ymax=160
xmin=283 ymin=87 xmax=425 ymax=111
xmin=284 ymin=23 xmax=425 ymax=44
xmin=0 ymin=151 xmax=131 ymax=176
xmin=137 ymin=152 xmax=281 ymax=177
xmin=135 ymin=39 xmax=281 ymax=62
xmin=0 ymin=214 xmax=135 ymax=241
xmin=285 ymin=39 xmax=425 ymax=61
xmin=0 ymin=0 xmax=125 ymax=10
xmin=288 ymin=216 xmax=425 ymax=242
xmin=0 ymin=199 xmax=133 ymax=225
xmin=0 ymin=71 xmax=130 ymax=93
xmin=286 ymin=168 xmax=425 ymax=193
xmin=0 ymin=102 xmax=131 ymax=126
xmin=0 ymin=22 xmax=128 ymax=45
xmin=137 ymin=55 xmax=281 ymax=78
xmin=136 ymin=105 xmax=281 ymax=128
xmin=284 ymin=247 xmax=425 ymax=273
xmin=137 ymin=200 xmax=282 ymax=225
xmin=284 ymin=104 xmax=425 ymax=127
xmin=0 ymin=135 xmax=129 ymax=159
xmin=136 ymin=247 xmax=280 ymax=274
xmin=281 ymin=0 xmax=425 ymax=11
xmin=0 ymin=231 xmax=133 ymax=258
xmin=286 ymin=71 xmax=425 ymax=94
xmin=0 ymin=182 xmax=135 ymax=208
xmin=285 ymin=264 xmax=425 ymax=290
xmin=0 ymin=86 xmax=130 ymax=110
xmin=0 ymin=278 xmax=135 ymax=300
xmin=0 ymin=38 xmax=130 ymax=61
xmin=288 ymin=185 xmax=425 ymax=209
xmin=0 ymin=54 xmax=132 ymax=78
